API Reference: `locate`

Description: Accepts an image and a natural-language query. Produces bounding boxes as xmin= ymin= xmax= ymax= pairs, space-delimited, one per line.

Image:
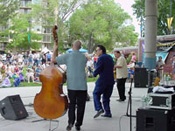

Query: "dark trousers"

xmin=93 ymin=84 xmax=114 ymax=114
xmin=116 ymin=78 xmax=127 ymax=100
xmin=68 ymin=90 xmax=87 ymax=127
xmin=87 ymin=66 xmax=93 ymax=77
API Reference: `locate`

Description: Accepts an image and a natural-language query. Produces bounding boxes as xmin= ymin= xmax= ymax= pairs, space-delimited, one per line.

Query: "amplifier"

xmin=134 ymin=68 xmax=148 ymax=87
xmin=136 ymin=108 xmax=175 ymax=131
xmin=147 ymin=93 xmax=175 ymax=110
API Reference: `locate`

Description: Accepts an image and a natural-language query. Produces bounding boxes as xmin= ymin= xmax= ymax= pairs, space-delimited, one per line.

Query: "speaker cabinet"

xmin=134 ymin=68 xmax=148 ymax=87
xmin=0 ymin=95 xmax=28 ymax=120
xmin=136 ymin=108 xmax=175 ymax=131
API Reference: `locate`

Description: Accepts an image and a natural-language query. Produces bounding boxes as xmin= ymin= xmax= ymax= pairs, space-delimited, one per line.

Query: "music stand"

xmin=125 ymin=78 xmax=136 ymax=131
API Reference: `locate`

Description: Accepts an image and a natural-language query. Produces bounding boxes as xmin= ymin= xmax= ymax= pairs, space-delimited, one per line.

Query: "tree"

xmin=132 ymin=0 xmax=175 ymax=35
xmin=29 ymin=0 xmax=87 ymax=52
xmin=68 ymin=0 xmax=138 ymax=53
xmin=6 ymin=14 xmax=41 ymax=51
xmin=0 ymin=0 xmax=20 ymax=26
xmin=0 ymin=0 xmax=20 ymax=43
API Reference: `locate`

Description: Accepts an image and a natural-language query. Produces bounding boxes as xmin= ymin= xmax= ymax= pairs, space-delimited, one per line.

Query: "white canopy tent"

xmin=41 ymin=47 xmax=51 ymax=54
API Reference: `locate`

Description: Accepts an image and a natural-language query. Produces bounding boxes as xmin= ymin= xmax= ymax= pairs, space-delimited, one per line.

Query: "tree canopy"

xmin=69 ymin=0 xmax=138 ymax=53
xmin=132 ymin=0 xmax=175 ymax=35
xmin=29 ymin=0 xmax=87 ymax=51
xmin=0 ymin=0 xmax=138 ymax=52
xmin=6 ymin=14 xmax=41 ymax=51
xmin=0 ymin=0 xmax=20 ymax=26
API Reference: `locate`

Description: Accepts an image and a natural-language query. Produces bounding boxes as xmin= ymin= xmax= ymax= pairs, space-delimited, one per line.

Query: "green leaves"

xmin=132 ymin=0 xmax=175 ymax=35
xmin=69 ymin=0 xmax=138 ymax=52
xmin=0 ymin=0 xmax=20 ymax=26
xmin=1 ymin=0 xmax=138 ymax=52
xmin=6 ymin=14 xmax=41 ymax=50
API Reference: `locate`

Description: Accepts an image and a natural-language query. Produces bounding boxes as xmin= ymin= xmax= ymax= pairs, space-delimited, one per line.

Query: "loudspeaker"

xmin=136 ymin=108 xmax=175 ymax=131
xmin=0 ymin=95 xmax=28 ymax=120
xmin=134 ymin=68 xmax=148 ymax=87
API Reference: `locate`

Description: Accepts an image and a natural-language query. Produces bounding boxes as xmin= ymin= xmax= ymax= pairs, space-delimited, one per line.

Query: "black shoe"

xmin=86 ymin=96 xmax=90 ymax=101
xmin=66 ymin=124 xmax=73 ymax=131
xmin=75 ymin=126 xmax=81 ymax=131
xmin=116 ymin=99 xmax=125 ymax=102
xmin=93 ymin=109 xmax=104 ymax=118
xmin=101 ymin=114 xmax=112 ymax=118
xmin=86 ymin=93 xmax=90 ymax=101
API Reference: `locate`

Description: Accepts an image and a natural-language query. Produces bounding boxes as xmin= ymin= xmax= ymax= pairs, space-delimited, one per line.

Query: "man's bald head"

xmin=72 ymin=40 xmax=82 ymax=50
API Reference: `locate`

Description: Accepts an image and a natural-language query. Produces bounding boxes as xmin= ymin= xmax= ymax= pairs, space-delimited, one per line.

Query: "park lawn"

xmin=11 ymin=76 xmax=98 ymax=87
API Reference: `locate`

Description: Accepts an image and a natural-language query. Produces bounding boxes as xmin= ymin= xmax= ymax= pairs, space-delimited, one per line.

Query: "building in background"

xmin=0 ymin=0 xmax=52 ymax=52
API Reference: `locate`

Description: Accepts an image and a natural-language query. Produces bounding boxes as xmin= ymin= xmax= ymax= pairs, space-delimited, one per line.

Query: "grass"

xmin=87 ymin=76 xmax=98 ymax=82
xmin=9 ymin=76 xmax=98 ymax=87
xmin=19 ymin=82 xmax=42 ymax=87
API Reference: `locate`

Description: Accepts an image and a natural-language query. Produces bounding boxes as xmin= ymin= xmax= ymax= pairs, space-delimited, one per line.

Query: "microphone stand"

xmin=125 ymin=78 xmax=136 ymax=131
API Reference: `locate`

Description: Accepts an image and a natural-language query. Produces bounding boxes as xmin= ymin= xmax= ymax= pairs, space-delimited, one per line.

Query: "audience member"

xmin=130 ymin=52 xmax=137 ymax=63
xmin=0 ymin=75 xmax=11 ymax=87
xmin=86 ymin=58 xmax=94 ymax=77
xmin=156 ymin=56 xmax=164 ymax=80
xmin=26 ymin=68 xmax=35 ymax=83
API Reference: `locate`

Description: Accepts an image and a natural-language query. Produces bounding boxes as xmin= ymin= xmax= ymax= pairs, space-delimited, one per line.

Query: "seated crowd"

xmin=0 ymin=51 xmax=50 ymax=87
xmin=0 ymin=61 xmax=44 ymax=87
xmin=0 ymin=50 xmax=138 ymax=88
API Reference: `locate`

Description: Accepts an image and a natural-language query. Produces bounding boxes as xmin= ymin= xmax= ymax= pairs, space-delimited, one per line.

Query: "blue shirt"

xmin=93 ymin=54 xmax=115 ymax=86
xmin=56 ymin=50 xmax=87 ymax=90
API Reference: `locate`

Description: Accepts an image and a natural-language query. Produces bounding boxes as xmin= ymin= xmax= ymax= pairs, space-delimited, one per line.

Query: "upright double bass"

xmin=33 ymin=25 xmax=68 ymax=119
